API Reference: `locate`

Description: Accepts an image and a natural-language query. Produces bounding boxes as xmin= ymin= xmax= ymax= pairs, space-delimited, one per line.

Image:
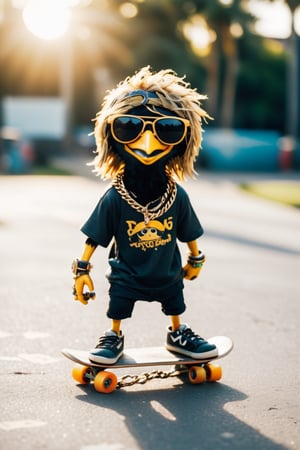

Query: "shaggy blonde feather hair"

xmin=92 ymin=66 xmax=211 ymax=180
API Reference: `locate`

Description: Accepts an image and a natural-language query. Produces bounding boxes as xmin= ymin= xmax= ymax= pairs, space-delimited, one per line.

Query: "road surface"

xmin=0 ymin=172 xmax=299 ymax=450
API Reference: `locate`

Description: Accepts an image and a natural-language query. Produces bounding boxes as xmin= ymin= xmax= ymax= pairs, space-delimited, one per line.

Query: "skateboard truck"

xmin=71 ymin=362 xmax=222 ymax=393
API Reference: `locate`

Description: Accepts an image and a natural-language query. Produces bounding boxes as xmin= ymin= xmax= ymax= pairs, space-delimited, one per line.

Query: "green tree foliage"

xmin=270 ymin=0 xmax=299 ymax=139
xmin=236 ymin=36 xmax=287 ymax=131
xmin=0 ymin=0 xmax=292 ymax=134
xmin=106 ymin=0 xmax=288 ymax=132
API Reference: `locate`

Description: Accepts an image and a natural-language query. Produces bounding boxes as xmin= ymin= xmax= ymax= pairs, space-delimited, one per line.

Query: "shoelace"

xmin=96 ymin=335 xmax=120 ymax=349
xmin=182 ymin=328 xmax=205 ymax=343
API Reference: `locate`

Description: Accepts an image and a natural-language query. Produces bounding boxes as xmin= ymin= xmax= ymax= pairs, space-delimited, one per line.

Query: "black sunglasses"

xmin=108 ymin=115 xmax=190 ymax=146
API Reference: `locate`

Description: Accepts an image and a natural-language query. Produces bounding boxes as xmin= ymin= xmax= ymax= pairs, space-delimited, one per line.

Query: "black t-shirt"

xmin=81 ymin=184 xmax=203 ymax=291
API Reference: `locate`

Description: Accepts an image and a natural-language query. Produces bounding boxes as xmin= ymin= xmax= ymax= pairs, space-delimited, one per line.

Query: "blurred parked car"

xmin=197 ymin=128 xmax=281 ymax=171
xmin=0 ymin=126 xmax=34 ymax=174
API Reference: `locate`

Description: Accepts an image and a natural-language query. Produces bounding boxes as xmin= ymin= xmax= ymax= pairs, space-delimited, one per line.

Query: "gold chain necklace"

xmin=112 ymin=173 xmax=177 ymax=225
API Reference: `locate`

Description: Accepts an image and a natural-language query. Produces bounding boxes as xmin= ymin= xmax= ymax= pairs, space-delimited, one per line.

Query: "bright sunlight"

xmin=22 ymin=0 xmax=70 ymax=40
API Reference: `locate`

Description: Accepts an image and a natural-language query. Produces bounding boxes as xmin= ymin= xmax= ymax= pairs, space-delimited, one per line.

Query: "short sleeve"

xmin=176 ymin=185 xmax=203 ymax=242
xmin=81 ymin=187 xmax=120 ymax=247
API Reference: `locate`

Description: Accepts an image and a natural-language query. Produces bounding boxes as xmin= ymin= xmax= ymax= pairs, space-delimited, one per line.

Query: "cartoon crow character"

xmin=72 ymin=67 xmax=218 ymax=363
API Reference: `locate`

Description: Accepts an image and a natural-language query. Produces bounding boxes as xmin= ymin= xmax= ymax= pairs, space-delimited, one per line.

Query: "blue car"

xmin=0 ymin=127 xmax=34 ymax=174
xmin=198 ymin=128 xmax=281 ymax=171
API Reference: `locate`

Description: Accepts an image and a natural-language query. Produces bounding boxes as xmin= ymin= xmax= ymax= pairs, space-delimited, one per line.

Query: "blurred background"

xmin=0 ymin=0 xmax=299 ymax=174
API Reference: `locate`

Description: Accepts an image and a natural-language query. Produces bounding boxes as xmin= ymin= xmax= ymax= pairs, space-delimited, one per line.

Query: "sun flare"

xmin=22 ymin=0 xmax=70 ymax=40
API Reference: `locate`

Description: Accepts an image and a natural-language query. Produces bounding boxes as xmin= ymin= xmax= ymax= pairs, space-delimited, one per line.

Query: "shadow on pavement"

xmin=206 ymin=229 xmax=300 ymax=255
xmin=76 ymin=381 xmax=287 ymax=450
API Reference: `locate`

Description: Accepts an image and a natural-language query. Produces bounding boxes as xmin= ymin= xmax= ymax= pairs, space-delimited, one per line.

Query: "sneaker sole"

xmin=166 ymin=344 xmax=218 ymax=359
xmin=88 ymin=352 xmax=123 ymax=365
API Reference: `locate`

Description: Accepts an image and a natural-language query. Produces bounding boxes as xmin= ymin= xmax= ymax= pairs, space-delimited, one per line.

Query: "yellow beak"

xmin=124 ymin=130 xmax=173 ymax=165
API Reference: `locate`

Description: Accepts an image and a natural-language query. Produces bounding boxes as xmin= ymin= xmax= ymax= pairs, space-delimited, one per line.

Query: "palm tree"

xmin=285 ymin=0 xmax=299 ymax=140
xmin=267 ymin=0 xmax=299 ymax=141
xmin=175 ymin=0 xmax=255 ymax=127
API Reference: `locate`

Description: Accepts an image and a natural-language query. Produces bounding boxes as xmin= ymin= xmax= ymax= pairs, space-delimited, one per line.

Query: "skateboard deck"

xmin=62 ymin=336 xmax=233 ymax=393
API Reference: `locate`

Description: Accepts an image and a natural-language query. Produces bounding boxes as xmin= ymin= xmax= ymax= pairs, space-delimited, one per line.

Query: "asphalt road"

xmin=0 ymin=172 xmax=299 ymax=450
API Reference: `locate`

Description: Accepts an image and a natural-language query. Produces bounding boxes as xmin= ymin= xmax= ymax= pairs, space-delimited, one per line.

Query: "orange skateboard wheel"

xmin=188 ymin=366 xmax=207 ymax=384
xmin=206 ymin=363 xmax=222 ymax=382
xmin=72 ymin=365 xmax=90 ymax=384
xmin=94 ymin=371 xmax=118 ymax=394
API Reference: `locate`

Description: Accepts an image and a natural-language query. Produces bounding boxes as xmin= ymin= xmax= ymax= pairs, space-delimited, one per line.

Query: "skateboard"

xmin=62 ymin=336 xmax=233 ymax=394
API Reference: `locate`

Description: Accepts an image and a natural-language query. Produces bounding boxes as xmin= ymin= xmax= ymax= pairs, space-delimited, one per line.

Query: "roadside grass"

xmin=240 ymin=181 xmax=300 ymax=208
xmin=32 ymin=165 xmax=72 ymax=176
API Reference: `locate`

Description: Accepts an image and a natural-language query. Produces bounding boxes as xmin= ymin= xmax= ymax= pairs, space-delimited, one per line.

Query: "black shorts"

xmin=107 ymin=282 xmax=186 ymax=320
